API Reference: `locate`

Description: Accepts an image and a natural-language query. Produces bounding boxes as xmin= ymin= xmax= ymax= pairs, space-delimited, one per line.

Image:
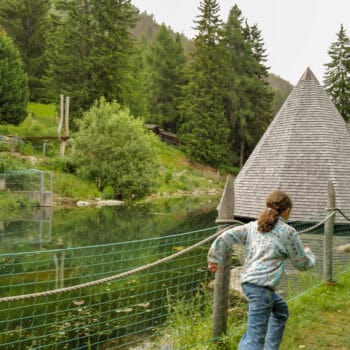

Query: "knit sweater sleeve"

xmin=207 ymin=224 xmax=249 ymax=264
xmin=286 ymin=230 xmax=316 ymax=270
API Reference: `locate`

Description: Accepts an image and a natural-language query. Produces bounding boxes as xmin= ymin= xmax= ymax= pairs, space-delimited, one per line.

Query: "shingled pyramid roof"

xmin=234 ymin=67 xmax=350 ymax=221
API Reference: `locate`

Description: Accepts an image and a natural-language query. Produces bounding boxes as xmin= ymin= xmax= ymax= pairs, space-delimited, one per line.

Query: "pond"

xmin=0 ymin=196 xmax=219 ymax=253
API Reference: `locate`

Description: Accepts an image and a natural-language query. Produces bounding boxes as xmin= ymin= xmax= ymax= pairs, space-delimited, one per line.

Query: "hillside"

xmin=268 ymin=73 xmax=294 ymax=114
xmin=131 ymin=9 xmax=293 ymax=114
xmin=0 ymin=103 xmax=224 ymax=209
xmin=131 ymin=10 xmax=194 ymax=56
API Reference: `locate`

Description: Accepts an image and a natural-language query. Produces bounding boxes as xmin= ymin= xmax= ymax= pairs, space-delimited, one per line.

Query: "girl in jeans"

xmin=208 ymin=191 xmax=316 ymax=350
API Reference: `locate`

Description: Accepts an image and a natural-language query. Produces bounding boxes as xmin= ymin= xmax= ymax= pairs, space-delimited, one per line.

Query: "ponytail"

xmin=258 ymin=207 xmax=279 ymax=232
xmin=257 ymin=191 xmax=292 ymax=233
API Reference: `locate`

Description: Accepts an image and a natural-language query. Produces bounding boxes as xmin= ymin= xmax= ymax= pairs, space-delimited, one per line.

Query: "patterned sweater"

xmin=208 ymin=217 xmax=316 ymax=289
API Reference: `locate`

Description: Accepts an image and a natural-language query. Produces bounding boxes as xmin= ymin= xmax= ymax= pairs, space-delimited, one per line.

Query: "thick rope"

xmin=0 ymin=210 xmax=340 ymax=303
xmin=297 ymin=211 xmax=336 ymax=234
xmin=0 ymin=225 xmax=234 ymax=303
xmin=327 ymin=207 xmax=350 ymax=222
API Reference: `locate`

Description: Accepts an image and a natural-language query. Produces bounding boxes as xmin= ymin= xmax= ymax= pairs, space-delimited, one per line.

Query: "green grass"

xmin=156 ymin=142 xmax=225 ymax=196
xmin=149 ymin=290 xmax=247 ymax=350
xmin=281 ymin=270 xmax=350 ymax=350
xmin=0 ymin=103 xmax=57 ymax=137
xmin=0 ymin=103 xmax=100 ymax=202
xmin=28 ymin=102 xmax=56 ymax=121
xmin=52 ymin=171 xmax=100 ymax=201
xmin=149 ymin=270 xmax=350 ymax=350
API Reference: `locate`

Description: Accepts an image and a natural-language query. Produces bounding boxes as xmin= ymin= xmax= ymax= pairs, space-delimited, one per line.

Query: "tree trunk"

xmin=239 ymin=141 xmax=245 ymax=169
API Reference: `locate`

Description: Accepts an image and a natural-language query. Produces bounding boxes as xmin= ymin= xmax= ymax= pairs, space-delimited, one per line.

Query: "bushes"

xmin=41 ymin=156 xmax=77 ymax=173
xmin=17 ymin=142 xmax=34 ymax=155
xmin=74 ymin=98 xmax=160 ymax=199
xmin=102 ymin=185 xmax=115 ymax=199
xmin=0 ymin=192 xmax=38 ymax=210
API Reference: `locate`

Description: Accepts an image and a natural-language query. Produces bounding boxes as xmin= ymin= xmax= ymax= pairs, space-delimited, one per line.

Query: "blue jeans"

xmin=238 ymin=283 xmax=289 ymax=350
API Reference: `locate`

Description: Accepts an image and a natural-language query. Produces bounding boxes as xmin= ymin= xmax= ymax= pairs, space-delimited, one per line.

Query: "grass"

xmin=281 ymin=270 xmax=350 ymax=350
xmin=0 ymin=102 xmax=57 ymax=137
xmin=148 ymin=269 xmax=350 ymax=350
xmin=156 ymin=142 xmax=225 ymax=196
xmin=149 ymin=290 xmax=247 ymax=350
xmin=28 ymin=102 xmax=56 ymax=123
xmin=52 ymin=171 xmax=100 ymax=202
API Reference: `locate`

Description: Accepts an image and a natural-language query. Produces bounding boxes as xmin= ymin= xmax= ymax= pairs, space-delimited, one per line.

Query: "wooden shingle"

xmin=234 ymin=68 xmax=350 ymax=221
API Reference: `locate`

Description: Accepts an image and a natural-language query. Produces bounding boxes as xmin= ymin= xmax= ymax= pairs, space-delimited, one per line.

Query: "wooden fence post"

xmin=216 ymin=175 xmax=235 ymax=224
xmin=58 ymin=95 xmax=70 ymax=156
xmin=212 ymin=175 xmax=235 ymax=342
xmin=324 ymin=180 xmax=335 ymax=283
xmin=212 ymin=247 xmax=232 ymax=341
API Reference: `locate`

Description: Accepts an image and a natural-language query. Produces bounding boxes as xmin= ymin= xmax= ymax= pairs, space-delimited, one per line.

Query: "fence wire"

xmin=0 ymin=227 xmax=217 ymax=349
xmin=0 ymin=212 xmax=349 ymax=349
xmin=0 ymin=169 xmax=53 ymax=210
xmin=276 ymin=213 xmax=349 ymax=297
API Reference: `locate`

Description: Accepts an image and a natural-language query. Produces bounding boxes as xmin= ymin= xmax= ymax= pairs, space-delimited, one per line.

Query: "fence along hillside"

xmin=0 ymin=169 xmax=53 ymax=208
xmin=0 ymin=182 xmax=349 ymax=348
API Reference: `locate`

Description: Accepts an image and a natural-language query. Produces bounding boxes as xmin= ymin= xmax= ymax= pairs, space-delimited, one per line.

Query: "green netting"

xmin=0 ymin=227 xmax=218 ymax=349
xmin=0 ymin=212 xmax=349 ymax=350
xmin=276 ymin=212 xmax=350 ymax=296
xmin=0 ymin=169 xmax=53 ymax=210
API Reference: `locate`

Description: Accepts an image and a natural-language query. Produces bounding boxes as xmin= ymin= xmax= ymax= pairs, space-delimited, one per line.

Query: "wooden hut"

xmin=234 ymin=68 xmax=350 ymax=221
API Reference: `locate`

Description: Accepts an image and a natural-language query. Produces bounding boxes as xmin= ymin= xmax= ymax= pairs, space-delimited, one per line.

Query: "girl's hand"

xmin=208 ymin=262 xmax=218 ymax=273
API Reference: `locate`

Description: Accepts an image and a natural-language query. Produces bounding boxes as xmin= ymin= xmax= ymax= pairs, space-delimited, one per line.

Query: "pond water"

xmin=0 ymin=196 xmax=219 ymax=253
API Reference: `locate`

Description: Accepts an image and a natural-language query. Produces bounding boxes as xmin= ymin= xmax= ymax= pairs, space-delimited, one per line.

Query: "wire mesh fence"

xmin=0 ymin=169 xmax=53 ymax=209
xmin=276 ymin=214 xmax=350 ymax=297
xmin=0 ymin=227 xmax=217 ymax=349
xmin=0 ymin=213 xmax=349 ymax=349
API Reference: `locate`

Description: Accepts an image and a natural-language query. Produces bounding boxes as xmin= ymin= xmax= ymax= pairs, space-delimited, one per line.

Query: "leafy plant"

xmin=74 ymin=98 xmax=160 ymax=199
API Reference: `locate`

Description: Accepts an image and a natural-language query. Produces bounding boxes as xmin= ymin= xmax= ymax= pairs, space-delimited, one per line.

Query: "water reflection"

xmin=0 ymin=196 xmax=218 ymax=254
xmin=0 ymin=206 xmax=52 ymax=249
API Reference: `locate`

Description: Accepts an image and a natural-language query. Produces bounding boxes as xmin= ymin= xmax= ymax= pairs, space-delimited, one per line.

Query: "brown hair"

xmin=257 ymin=191 xmax=293 ymax=233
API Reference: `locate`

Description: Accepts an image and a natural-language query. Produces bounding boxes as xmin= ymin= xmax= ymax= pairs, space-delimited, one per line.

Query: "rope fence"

xmin=0 ymin=209 xmax=349 ymax=349
xmin=0 ymin=226 xmax=219 ymax=349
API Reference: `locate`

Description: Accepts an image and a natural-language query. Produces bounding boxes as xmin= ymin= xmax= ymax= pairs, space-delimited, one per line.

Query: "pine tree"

xmin=244 ymin=22 xmax=274 ymax=161
xmin=45 ymin=0 xmax=137 ymax=121
xmin=222 ymin=5 xmax=273 ymax=168
xmin=0 ymin=30 xmax=29 ymax=125
xmin=222 ymin=5 xmax=254 ymax=168
xmin=146 ymin=25 xmax=186 ymax=131
xmin=323 ymin=24 xmax=350 ymax=121
xmin=245 ymin=23 xmax=270 ymax=79
xmin=179 ymin=0 xmax=230 ymax=167
xmin=127 ymin=34 xmax=151 ymax=119
xmin=0 ymin=0 xmax=50 ymax=101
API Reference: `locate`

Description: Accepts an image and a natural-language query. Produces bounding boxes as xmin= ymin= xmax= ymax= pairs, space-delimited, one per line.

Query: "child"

xmin=208 ymin=190 xmax=316 ymax=350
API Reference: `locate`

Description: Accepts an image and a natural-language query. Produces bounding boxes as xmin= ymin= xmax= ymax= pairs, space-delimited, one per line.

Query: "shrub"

xmin=17 ymin=142 xmax=33 ymax=155
xmin=102 ymin=185 xmax=115 ymax=199
xmin=43 ymin=142 xmax=58 ymax=157
xmin=74 ymin=98 xmax=160 ymax=199
xmin=0 ymin=142 xmax=11 ymax=152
